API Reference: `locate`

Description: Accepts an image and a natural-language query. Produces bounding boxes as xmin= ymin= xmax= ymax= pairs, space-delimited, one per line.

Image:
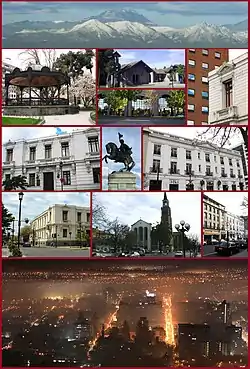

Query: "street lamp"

xmin=17 ymin=192 xmax=24 ymax=249
xmin=175 ymin=220 xmax=190 ymax=258
xmin=78 ymin=221 xmax=82 ymax=248
xmin=57 ymin=161 xmax=64 ymax=191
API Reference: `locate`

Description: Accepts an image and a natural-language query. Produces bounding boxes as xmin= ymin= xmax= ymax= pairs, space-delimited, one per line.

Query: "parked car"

xmin=23 ymin=242 xmax=31 ymax=247
xmin=235 ymin=240 xmax=248 ymax=249
xmin=215 ymin=241 xmax=239 ymax=256
xmin=175 ymin=251 xmax=184 ymax=258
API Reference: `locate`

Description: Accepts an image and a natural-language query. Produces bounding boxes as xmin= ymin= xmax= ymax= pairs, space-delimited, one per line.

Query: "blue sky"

xmin=102 ymin=127 xmax=141 ymax=190
xmin=117 ymin=49 xmax=185 ymax=69
xmin=93 ymin=192 xmax=201 ymax=239
xmin=3 ymin=2 xmax=247 ymax=27
xmin=2 ymin=192 xmax=90 ymax=232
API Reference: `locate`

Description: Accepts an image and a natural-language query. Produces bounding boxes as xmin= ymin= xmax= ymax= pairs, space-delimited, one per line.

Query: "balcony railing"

xmin=3 ymin=160 xmax=15 ymax=165
xmin=230 ymin=174 xmax=236 ymax=178
xmin=169 ymin=168 xmax=180 ymax=175
xmin=185 ymin=170 xmax=194 ymax=176
xmin=221 ymin=173 xmax=227 ymax=177
xmin=150 ymin=167 xmax=163 ymax=174
xmin=205 ymin=172 xmax=213 ymax=176
xmin=238 ymin=175 xmax=243 ymax=178
xmin=213 ymin=106 xmax=238 ymax=122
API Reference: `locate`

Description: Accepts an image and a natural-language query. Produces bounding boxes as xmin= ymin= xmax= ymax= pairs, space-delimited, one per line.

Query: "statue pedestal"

xmin=108 ymin=172 xmax=137 ymax=191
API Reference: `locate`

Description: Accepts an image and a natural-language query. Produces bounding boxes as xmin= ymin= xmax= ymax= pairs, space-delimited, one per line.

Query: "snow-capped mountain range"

xmin=3 ymin=9 xmax=248 ymax=48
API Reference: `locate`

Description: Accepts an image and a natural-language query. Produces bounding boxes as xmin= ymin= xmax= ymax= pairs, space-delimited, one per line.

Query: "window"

xmin=189 ymin=49 xmax=196 ymax=53
xmin=214 ymin=156 xmax=217 ymax=162
xmin=202 ymin=91 xmax=209 ymax=99
xmin=154 ymin=144 xmax=161 ymax=155
xmin=29 ymin=173 xmax=35 ymax=186
xmin=224 ymin=79 xmax=232 ymax=108
xmin=62 ymin=211 xmax=68 ymax=221
xmin=87 ymin=213 xmax=90 ymax=223
xmin=170 ymin=162 xmax=177 ymax=174
xmin=77 ymin=212 xmax=81 ymax=222
xmin=215 ymin=167 xmax=218 ymax=174
xmin=202 ymin=49 xmax=209 ymax=55
xmin=186 ymin=163 xmax=192 ymax=174
xmin=198 ymin=165 xmax=201 ymax=172
xmin=215 ymin=52 xmax=221 ymax=59
xmin=188 ymin=89 xmax=195 ymax=96
xmin=229 ymin=158 xmax=233 ymax=166
xmin=187 ymin=120 xmax=195 ymax=125
xmin=188 ymin=74 xmax=195 ymax=81
xmin=88 ymin=136 xmax=99 ymax=153
xmin=29 ymin=147 xmax=36 ymax=161
xmin=238 ymin=170 xmax=241 ymax=176
xmin=230 ymin=168 xmax=234 ymax=175
xmin=236 ymin=160 xmax=240 ymax=168
xmin=5 ymin=174 xmax=11 ymax=181
xmin=63 ymin=229 xmax=67 ymax=238
xmin=202 ymin=106 xmax=209 ymax=114
xmin=188 ymin=104 xmax=195 ymax=111
xmin=45 ymin=144 xmax=52 ymax=159
xmin=63 ymin=171 xmax=71 ymax=185
xmin=221 ymin=168 xmax=225 ymax=175
xmin=198 ymin=152 xmax=201 ymax=159
xmin=202 ymin=62 xmax=209 ymax=69
xmin=186 ymin=150 xmax=192 ymax=160
xmin=153 ymin=159 xmax=160 ymax=172
xmin=61 ymin=142 xmax=69 ymax=157
xmin=205 ymin=153 xmax=210 ymax=162
xmin=202 ymin=76 xmax=208 ymax=83
xmin=93 ymin=167 xmax=100 ymax=183
xmin=188 ymin=59 xmax=196 ymax=66
xmin=220 ymin=157 xmax=224 ymax=165
xmin=206 ymin=166 xmax=211 ymax=174
xmin=6 ymin=149 xmax=13 ymax=162
xmin=171 ymin=148 xmax=177 ymax=158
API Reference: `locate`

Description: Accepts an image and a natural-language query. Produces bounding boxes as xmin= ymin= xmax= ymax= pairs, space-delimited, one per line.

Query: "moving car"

xmin=215 ymin=240 xmax=240 ymax=256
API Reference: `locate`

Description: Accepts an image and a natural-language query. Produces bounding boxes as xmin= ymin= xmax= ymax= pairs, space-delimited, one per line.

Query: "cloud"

xmin=102 ymin=127 xmax=142 ymax=190
xmin=3 ymin=192 xmax=90 ymax=231
xmin=93 ymin=192 xmax=201 ymax=239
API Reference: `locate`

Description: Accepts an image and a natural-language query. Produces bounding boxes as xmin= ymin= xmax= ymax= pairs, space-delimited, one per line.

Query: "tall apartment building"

xmin=232 ymin=142 xmax=248 ymax=189
xmin=203 ymin=195 xmax=226 ymax=243
xmin=208 ymin=52 xmax=248 ymax=125
xmin=187 ymin=49 xmax=229 ymax=125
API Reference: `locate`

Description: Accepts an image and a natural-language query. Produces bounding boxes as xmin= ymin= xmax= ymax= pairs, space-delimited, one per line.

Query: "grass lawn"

xmin=2 ymin=116 xmax=42 ymax=125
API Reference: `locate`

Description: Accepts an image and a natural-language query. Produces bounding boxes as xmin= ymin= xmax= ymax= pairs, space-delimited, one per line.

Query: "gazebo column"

xmin=66 ymin=83 xmax=69 ymax=105
xmin=5 ymin=83 xmax=9 ymax=106
xmin=20 ymin=87 xmax=24 ymax=105
xmin=58 ymin=86 xmax=61 ymax=104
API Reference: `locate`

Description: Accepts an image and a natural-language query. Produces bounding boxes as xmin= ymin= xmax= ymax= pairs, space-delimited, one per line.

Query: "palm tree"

xmin=2 ymin=175 xmax=29 ymax=191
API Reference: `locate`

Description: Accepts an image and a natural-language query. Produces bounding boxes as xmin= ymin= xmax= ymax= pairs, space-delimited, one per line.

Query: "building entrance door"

xmin=43 ymin=172 xmax=54 ymax=190
xmin=149 ymin=180 xmax=162 ymax=190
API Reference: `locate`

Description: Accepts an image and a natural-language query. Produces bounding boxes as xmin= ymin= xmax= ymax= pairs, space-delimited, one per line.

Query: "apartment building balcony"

xmin=150 ymin=167 xmax=163 ymax=174
xmin=221 ymin=173 xmax=227 ymax=178
xmin=185 ymin=170 xmax=194 ymax=176
xmin=85 ymin=151 xmax=100 ymax=161
xmin=169 ymin=168 xmax=180 ymax=175
xmin=230 ymin=174 xmax=236 ymax=178
xmin=205 ymin=172 xmax=213 ymax=177
xmin=3 ymin=160 xmax=15 ymax=167
xmin=213 ymin=106 xmax=238 ymax=122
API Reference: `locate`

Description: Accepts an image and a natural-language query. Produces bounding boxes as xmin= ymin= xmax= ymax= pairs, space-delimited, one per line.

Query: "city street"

xmin=98 ymin=116 xmax=185 ymax=126
xmin=2 ymin=246 xmax=90 ymax=258
xmin=93 ymin=251 xmax=201 ymax=258
xmin=203 ymin=244 xmax=248 ymax=258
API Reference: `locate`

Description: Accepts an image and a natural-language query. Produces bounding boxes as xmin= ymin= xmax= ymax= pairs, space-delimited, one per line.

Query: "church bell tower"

xmin=160 ymin=193 xmax=173 ymax=240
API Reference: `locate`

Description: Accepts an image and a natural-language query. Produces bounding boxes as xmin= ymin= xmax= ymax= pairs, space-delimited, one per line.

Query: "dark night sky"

xmin=2 ymin=259 xmax=248 ymax=273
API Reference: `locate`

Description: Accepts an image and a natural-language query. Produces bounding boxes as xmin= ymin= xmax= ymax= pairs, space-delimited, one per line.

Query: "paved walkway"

xmin=43 ymin=111 xmax=94 ymax=126
xmin=98 ymin=116 xmax=185 ymax=126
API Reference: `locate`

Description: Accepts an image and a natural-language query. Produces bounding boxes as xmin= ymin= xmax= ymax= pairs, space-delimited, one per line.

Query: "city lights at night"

xmin=2 ymin=259 xmax=248 ymax=368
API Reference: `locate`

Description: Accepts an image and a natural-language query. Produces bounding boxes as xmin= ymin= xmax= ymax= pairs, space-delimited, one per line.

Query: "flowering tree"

xmin=69 ymin=74 xmax=96 ymax=108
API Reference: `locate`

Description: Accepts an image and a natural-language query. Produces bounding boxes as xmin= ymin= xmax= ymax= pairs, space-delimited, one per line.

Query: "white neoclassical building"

xmin=225 ymin=212 xmax=245 ymax=240
xmin=30 ymin=204 xmax=90 ymax=247
xmin=131 ymin=219 xmax=152 ymax=251
xmin=208 ymin=52 xmax=248 ymax=125
xmin=143 ymin=128 xmax=245 ymax=191
xmin=2 ymin=128 xmax=100 ymax=191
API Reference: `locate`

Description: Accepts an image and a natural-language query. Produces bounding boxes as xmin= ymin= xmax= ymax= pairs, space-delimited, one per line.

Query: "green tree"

xmin=106 ymin=218 xmax=131 ymax=253
xmin=143 ymin=90 xmax=159 ymax=116
xmin=98 ymin=49 xmax=120 ymax=87
xmin=76 ymin=229 xmax=89 ymax=247
xmin=151 ymin=222 xmax=172 ymax=253
xmin=2 ymin=204 xmax=14 ymax=244
xmin=102 ymin=91 xmax=127 ymax=114
xmin=21 ymin=225 xmax=32 ymax=242
xmin=166 ymin=90 xmax=185 ymax=116
xmin=2 ymin=175 xmax=29 ymax=191
xmin=53 ymin=50 xmax=94 ymax=81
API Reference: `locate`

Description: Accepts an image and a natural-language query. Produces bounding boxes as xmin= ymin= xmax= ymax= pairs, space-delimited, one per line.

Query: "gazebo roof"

xmin=5 ymin=66 xmax=70 ymax=88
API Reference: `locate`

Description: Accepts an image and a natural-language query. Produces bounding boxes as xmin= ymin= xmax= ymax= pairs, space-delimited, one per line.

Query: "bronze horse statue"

xmin=102 ymin=142 xmax=135 ymax=172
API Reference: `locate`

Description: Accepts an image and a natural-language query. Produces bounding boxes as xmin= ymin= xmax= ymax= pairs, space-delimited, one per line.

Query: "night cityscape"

xmin=2 ymin=259 xmax=248 ymax=367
